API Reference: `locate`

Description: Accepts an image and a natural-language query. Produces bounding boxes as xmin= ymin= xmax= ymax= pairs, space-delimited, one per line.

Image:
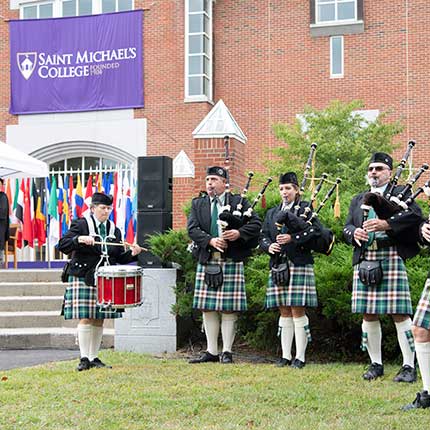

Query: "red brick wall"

xmin=1 ymin=1 xmax=429 ymax=229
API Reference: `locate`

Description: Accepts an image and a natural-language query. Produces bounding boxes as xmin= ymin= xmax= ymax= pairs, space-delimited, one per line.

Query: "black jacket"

xmin=259 ymin=200 xmax=324 ymax=267
xmin=187 ymin=193 xmax=262 ymax=264
xmin=0 ymin=192 xmax=9 ymax=249
xmin=343 ymin=185 xmax=422 ymax=265
xmin=57 ymin=216 xmax=137 ymax=285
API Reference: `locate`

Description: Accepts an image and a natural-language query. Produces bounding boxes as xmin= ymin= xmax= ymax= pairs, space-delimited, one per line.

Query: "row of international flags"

xmin=2 ymin=171 xmax=137 ymax=250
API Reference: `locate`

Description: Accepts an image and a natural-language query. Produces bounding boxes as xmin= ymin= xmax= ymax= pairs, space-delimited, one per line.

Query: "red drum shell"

xmin=96 ymin=265 xmax=143 ymax=308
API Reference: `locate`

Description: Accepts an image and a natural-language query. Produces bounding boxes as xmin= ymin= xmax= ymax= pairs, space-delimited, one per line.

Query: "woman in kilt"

xmin=403 ymin=221 xmax=430 ymax=410
xmin=58 ymin=192 xmax=142 ymax=371
xmin=260 ymin=172 xmax=326 ymax=369
xmin=344 ymin=152 xmax=422 ymax=382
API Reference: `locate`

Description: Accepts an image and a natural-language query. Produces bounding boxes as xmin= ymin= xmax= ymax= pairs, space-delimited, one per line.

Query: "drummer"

xmin=58 ymin=192 xmax=143 ymax=371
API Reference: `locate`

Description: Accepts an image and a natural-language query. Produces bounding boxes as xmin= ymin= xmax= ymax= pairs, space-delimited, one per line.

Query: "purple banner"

xmin=10 ymin=10 xmax=143 ymax=114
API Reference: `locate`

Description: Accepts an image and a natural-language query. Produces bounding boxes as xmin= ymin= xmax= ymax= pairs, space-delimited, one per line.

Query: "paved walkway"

xmin=0 ymin=350 xmax=79 ymax=371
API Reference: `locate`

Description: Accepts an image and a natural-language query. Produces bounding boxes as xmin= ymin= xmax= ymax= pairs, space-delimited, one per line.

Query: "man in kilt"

xmin=58 ymin=192 xmax=143 ymax=371
xmin=344 ymin=152 xmax=422 ymax=382
xmin=403 ymin=221 xmax=430 ymax=409
xmin=260 ymin=172 xmax=329 ymax=369
xmin=187 ymin=166 xmax=261 ymax=364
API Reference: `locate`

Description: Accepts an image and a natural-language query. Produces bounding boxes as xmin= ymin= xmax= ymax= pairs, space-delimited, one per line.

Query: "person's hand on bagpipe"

xmin=209 ymin=237 xmax=228 ymax=252
xmin=221 ymin=229 xmax=240 ymax=242
xmin=421 ymin=222 xmax=430 ymax=244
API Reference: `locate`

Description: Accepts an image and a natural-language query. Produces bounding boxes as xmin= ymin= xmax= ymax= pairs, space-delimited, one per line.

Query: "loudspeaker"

xmin=137 ymin=156 xmax=173 ymax=211
xmin=136 ymin=211 xmax=172 ymax=267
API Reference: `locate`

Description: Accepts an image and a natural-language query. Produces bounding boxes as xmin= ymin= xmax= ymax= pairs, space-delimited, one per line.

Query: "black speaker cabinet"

xmin=136 ymin=211 xmax=172 ymax=267
xmin=137 ymin=156 xmax=173 ymax=211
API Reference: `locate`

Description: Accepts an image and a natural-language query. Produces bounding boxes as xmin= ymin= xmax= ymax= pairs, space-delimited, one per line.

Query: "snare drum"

xmin=96 ymin=265 xmax=143 ymax=309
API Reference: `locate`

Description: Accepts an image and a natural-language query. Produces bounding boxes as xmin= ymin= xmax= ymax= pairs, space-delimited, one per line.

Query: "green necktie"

xmin=99 ymin=222 xmax=106 ymax=239
xmin=210 ymin=198 xmax=219 ymax=237
xmin=365 ymin=207 xmax=376 ymax=248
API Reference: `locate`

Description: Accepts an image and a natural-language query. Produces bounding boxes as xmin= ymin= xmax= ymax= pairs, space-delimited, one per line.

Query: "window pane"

xmin=189 ymin=35 xmax=203 ymax=54
xmin=102 ymin=0 xmax=116 ymax=13
xmin=63 ymin=0 xmax=76 ymax=17
xmin=78 ymin=0 xmax=92 ymax=15
xmin=189 ymin=76 xmax=203 ymax=96
xmin=23 ymin=6 xmax=37 ymax=19
xmin=84 ymin=156 xmax=100 ymax=171
xmin=189 ymin=56 xmax=203 ymax=74
xmin=118 ymin=0 xmax=132 ymax=11
xmin=66 ymin=157 xmax=83 ymax=172
xmin=331 ymin=37 xmax=343 ymax=75
xmin=318 ymin=4 xmax=335 ymax=21
xmin=39 ymin=4 xmax=53 ymax=18
xmin=338 ymin=2 xmax=355 ymax=20
xmin=102 ymin=159 xmax=119 ymax=169
xmin=189 ymin=14 xmax=204 ymax=33
xmin=50 ymin=160 xmax=65 ymax=171
xmin=189 ymin=0 xmax=204 ymax=13
xmin=203 ymin=77 xmax=209 ymax=96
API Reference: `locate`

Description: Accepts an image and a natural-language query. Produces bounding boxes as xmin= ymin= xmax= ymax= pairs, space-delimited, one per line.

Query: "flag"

xmin=35 ymin=186 xmax=46 ymax=246
xmin=48 ymin=176 xmax=60 ymax=246
xmin=5 ymin=179 xmax=13 ymax=221
xmin=82 ymin=174 xmax=93 ymax=217
xmin=75 ymin=174 xmax=84 ymax=219
xmin=96 ymin=172 xmax=102 ymax=192
xmin=124 ymin=177 xmax=134 ymax=244
xmin=61 ymin=178 xmax=70 ymax=237
xmin=112 ymin=171 xmax=118 ymax=223
xmin=68 ymin=175 xmax=74 ymax=222
xmin=14 ymin=179 xmax=25 ymax=249
xmin=57 ymin=175 xmax=64 ymax=221
xmin=23 ymin=178 xmax=34 ymax=247
xmin=116 ymin=171 xmax=125 ymax=237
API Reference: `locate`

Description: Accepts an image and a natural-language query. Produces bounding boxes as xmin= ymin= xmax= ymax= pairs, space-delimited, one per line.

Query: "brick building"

xmin=0 ymin=0 xmax=429 ymax=236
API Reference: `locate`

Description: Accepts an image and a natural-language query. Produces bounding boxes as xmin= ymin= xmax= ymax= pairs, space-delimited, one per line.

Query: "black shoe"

xmin=188 ymin=351 xmax=219 ymax=364
xmin=276 ymin=358 xmax=292 ymax=367
xmin=393 ymin=364 xmax=417 ymax=383
xmin=90 ymin=358 xmax=112 ymax=369
xmin=76 ymin=357 xmax=91 ymax=371
xmin=402 ymin=391 xmax=430 ymax=411
xmin=220 ymin=351 xmax=233 ymax=364
xmin=291 ymin=358 xmax=306 ymax=369
xmin=362 ymin=362 xmax=384 ymax=380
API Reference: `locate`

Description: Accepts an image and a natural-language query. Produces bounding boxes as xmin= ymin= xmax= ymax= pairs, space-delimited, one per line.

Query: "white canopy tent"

xmin=0 ymin=141 xmax=49 ymax=178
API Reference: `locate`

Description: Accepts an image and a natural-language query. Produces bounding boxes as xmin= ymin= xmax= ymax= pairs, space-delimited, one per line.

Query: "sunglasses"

xmin=368 ymin=166 xmax=388 ymax=172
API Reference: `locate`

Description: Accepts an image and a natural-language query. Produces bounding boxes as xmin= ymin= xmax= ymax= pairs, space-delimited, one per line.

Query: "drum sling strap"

xmin=83 ymin=214 xmax=116 ymax=238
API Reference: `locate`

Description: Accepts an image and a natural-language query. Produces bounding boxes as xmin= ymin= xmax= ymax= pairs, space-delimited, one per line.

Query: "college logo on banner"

xmin=9 ymin=10 xmax=144 ymax=114
xmin=17 ymin=52 xmax=37 ymax=80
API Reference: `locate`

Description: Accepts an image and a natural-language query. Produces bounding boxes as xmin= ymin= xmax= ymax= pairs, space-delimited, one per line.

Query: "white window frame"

xmin=330 ymin=35 xmax=344 ymax=78
xmin=316 ymin=0 xmax=357 ymax=26
xmin=184 ymin=0 xmax=213 ymax=103
xmin=18 ymin=0 xmax=134 ymax=18
xmin=20 ymin=1 xmax=55 ymax=19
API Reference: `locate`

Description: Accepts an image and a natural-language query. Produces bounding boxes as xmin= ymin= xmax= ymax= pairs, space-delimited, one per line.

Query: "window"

xmin=62 ymin=0 xmax=92 ymax=17
xmin=102 ymin=0 xmax=133 ymax=13
xmin=22 ymin=2 xmax=54 ymax=19
xmin=330 ymin=36 xmax=344 ymax=78
xmin=317 ymin=0 xmax=356 ymax=24
xmin=185 ymin=0 xmax=213 ymax=102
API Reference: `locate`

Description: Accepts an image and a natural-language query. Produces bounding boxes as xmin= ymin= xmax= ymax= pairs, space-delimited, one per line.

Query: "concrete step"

xmin=0 ymin=296 xmax=64 ymax=312
xmin=0 ymin=282 xmax=66 ymax=296
xmin=0 ymin=311 xmax=115 ymax=329
xmin=0 ymin=327 xmax=114 ymax=350
xmin=0 ymin=269 xmax=62 ymax=283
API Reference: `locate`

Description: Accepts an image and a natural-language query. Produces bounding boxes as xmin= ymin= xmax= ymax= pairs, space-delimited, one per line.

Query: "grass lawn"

xmin=0 ymin=350 xmax=427 ymax=430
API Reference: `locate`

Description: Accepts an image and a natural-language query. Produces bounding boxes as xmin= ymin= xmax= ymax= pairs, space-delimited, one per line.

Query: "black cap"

xmin=279 ymin=172 xmax=299 ymax=186
xmin=91 ymin=192 xmax=113 ymax=206
xmin=369 ymin=152 xmax=393 ymax=170
xmin=206 ymin=166 xmax=227 ymax=179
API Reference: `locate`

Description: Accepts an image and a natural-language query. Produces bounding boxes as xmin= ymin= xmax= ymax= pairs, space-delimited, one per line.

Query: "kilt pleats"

xmin=413 ymin=278 xmax=430 ymax=329
xmin=193 ymin=259 xmax=247 ymax=312
xmin=352 ymin=247 xmax=412 ymax=315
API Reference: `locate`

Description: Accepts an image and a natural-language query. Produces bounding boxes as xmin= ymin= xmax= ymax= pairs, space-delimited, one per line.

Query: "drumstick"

xmin=93 ymin=241 xmax=148 ymax=252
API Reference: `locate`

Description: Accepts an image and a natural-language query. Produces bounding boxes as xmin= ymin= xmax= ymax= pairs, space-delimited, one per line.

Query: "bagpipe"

xmin=362 ymin=140 xmax=428 ymax=220
xmin=275 ymin=143 xmax=341 ymax=256
xmin=217 ymin=136 xmax=273 ymax=231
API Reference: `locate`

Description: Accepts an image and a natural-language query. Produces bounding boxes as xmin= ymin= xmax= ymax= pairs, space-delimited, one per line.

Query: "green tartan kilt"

xmin=61 ymin=275 xmax=123 ymax=320
xmin=265 ymin=262 xmax=317 ymax=309
xmin=352 ymin=246 xmax=412 ymax=315
xmin=193 ymin=259 xmax=247 ymax=312
xmin=413 ymin=278 xmax=430 ymax=329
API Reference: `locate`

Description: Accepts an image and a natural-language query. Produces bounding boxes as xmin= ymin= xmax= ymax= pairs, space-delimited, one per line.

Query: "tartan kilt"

xmin=265 ymin=262 xmax=317 ymax=309
xmin=61 ymin=275 xmax=123 ymax=320
xmin=413 ymin=278 xmax=430 ymax=329
xmin=193 ymin=259 xmax=247 ymax=312
xmin=352 ymin=246 xmax=412 ymax=315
